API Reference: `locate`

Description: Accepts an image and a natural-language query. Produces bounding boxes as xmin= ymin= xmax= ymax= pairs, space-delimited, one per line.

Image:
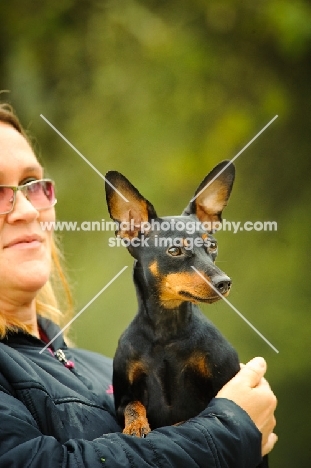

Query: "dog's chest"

xmin=115 ymin=312 xmax=240 ymax=428
xmin=136 ymin=336 xmax=238 ymax=428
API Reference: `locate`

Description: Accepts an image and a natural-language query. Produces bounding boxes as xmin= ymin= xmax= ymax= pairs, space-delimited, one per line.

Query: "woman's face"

xmin=0 ymin=122 xmax=55 ymax=297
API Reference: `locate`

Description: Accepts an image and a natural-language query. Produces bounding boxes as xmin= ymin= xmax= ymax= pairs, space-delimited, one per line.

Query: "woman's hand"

xmin=216 ymin=357 xmax=278 ymax=456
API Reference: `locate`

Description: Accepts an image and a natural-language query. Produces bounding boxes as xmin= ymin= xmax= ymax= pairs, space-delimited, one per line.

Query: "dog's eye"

xmin=207 ymin=241 xmax=217 ymax=253
xmin=167 ymin=246 xmax=183 ymax=257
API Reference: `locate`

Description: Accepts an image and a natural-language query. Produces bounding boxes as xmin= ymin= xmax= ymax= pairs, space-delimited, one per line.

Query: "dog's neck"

xmin=133 ymin=261 xmax=197 ymax=340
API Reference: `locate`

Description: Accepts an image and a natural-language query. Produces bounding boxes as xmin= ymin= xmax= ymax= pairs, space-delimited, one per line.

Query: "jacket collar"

xmin=0 ymin=316 xmax=67 ymax=351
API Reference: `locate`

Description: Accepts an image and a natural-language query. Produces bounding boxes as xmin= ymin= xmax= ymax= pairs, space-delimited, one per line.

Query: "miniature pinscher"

xmin=105 ymin=161 xmax=268 ymax=467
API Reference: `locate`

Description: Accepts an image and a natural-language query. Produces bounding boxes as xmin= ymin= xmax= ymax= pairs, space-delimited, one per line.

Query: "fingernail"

xmin=252 ymin=357 xmax=266 ymax=368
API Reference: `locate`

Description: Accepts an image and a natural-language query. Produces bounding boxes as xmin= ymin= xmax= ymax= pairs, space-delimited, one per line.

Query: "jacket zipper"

xmin=54 ymin=349 xmax=75 ymax=369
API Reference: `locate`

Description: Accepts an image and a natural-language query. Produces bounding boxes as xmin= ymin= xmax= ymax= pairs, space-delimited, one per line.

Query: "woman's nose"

xmin=7 ymin=191 xmax=39 ymax=222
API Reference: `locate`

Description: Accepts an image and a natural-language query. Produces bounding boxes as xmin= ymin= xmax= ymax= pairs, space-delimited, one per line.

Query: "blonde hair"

xmin=0 ymin=102 xmax=74 ymax=339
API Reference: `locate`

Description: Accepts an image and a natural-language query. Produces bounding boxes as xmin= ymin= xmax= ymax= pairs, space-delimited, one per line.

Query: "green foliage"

xmin=1 ymin=1 xmax=310 ymax=466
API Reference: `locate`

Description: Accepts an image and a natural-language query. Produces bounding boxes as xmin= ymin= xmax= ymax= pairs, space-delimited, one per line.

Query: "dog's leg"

xmin=123 ymin=401 xmax=151 ymax=437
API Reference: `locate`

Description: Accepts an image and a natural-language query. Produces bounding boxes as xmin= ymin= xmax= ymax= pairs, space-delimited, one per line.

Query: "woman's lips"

xmin=4 ymin=235 xmax=43 ymax=249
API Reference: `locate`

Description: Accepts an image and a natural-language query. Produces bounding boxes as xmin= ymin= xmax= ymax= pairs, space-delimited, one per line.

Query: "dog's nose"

xmin=212 ymin=275 xmax=232 ymax=295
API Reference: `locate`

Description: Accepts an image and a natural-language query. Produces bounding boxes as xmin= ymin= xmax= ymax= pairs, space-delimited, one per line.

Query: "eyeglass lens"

xmin=0 ymin=180 xmax=55 ymax=214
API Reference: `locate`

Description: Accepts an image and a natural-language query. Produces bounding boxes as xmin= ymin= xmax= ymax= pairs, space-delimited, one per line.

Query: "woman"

xmin=0 ymin=103 xmax=277 ymax=467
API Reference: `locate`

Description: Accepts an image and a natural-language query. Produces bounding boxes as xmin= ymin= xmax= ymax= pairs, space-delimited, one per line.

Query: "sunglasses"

xmin=0 ymin=179 xmax=56 ymax=215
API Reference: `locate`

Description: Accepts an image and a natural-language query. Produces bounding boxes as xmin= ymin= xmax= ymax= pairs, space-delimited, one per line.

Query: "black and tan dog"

xmin=105 ymin=161 xmax=267 ymax=466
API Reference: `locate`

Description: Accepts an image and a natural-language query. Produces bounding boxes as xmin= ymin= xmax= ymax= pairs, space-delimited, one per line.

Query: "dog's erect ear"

xmin=182 ymin=160 xmax=235 ymax=231
xmin=105 ymin=171 xmax=157 ymax=239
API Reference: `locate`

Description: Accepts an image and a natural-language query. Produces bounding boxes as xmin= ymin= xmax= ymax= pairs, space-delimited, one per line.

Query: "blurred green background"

xmin=1 ymin=0 xmax=310 ymax=465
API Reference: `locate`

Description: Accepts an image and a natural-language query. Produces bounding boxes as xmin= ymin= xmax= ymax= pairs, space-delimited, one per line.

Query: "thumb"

xmin=238 ymin=357 xmax=267 ymax=388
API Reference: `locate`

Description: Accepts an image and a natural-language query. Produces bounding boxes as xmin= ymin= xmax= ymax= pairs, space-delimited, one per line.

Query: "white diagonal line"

xmin=39 ymin=266 xmax=128 ymax=354
xmin=191 ymin=266 xmax=279 ymax=353
xmin=40 ymin=114 xmax=129 ymax=202
xmin=190 ymin=115 xmax=278 ymax=202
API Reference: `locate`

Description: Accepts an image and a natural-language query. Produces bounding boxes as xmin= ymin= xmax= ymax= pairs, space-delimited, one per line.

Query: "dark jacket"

xmin=0 ymin=317 xmax=263 ymax=467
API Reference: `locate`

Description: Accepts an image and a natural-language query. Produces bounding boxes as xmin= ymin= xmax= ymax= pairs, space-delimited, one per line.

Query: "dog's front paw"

xmin=123 ymin=401 xmax=151 ymax=437
xmin=123 ymin=419 xmax=151 ymax=437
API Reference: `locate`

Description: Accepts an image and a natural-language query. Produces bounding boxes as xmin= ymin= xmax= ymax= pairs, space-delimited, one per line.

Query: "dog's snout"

xmin=212 ymin=275 xmax=232 ymax=295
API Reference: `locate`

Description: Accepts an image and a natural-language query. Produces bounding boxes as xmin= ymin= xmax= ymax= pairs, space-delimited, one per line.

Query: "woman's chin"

xmin=8 ymin=262 xmax=51 ymax=293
